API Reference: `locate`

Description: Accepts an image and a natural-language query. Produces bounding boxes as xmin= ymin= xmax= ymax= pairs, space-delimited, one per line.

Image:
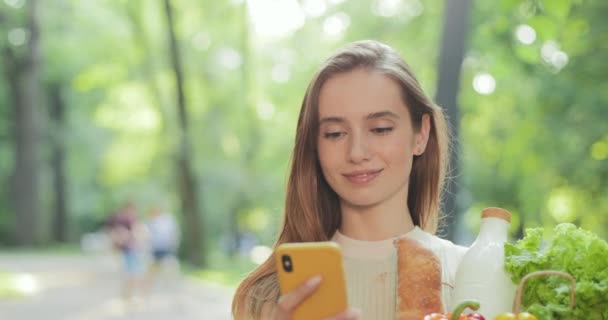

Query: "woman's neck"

xmin=338 ymin=197 xmax=415 ymax=241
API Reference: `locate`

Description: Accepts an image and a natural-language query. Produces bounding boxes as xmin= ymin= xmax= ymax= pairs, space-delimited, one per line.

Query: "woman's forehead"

xmin=317 ymin=69 xmax=408 ymax=119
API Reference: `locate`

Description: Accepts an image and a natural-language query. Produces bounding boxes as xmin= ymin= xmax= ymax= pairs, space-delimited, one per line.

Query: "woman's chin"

xmin=341 ymin=196 xmax=381 ymax=209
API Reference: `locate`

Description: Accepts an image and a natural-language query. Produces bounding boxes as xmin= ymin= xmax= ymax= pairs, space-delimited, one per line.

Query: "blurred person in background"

xmin=105 ymin=201 xmax=147 ymax=306
xmin=142 ymin=205 xmax=181 ymax=296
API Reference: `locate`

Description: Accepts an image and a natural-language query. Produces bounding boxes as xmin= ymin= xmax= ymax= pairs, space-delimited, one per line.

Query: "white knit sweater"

xmin=331 ymin=227 xmax=468 ymax=320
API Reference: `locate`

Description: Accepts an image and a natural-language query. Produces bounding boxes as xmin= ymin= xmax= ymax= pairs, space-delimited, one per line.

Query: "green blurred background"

xmin=1 ymin=0 xmax=606 ymax=288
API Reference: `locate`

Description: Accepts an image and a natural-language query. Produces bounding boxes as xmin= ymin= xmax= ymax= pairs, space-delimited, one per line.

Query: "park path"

xmin=0 ymin=252 xmax=234 ymax=320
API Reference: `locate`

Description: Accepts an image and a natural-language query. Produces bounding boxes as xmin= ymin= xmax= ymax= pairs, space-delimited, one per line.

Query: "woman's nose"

xmin=347 ymin=133 xmax=371 ymax=164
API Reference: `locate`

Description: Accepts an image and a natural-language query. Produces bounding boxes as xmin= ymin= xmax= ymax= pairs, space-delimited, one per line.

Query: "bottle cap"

xmin=481 ymin=207 xmax=511 ymax=223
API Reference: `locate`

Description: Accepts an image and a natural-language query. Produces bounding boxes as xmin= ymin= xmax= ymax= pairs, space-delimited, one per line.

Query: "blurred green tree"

xmin=0 ymin=0 xmax=605 ymax=264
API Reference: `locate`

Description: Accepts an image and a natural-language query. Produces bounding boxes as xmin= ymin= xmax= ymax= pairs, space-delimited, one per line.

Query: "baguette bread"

xmin=394 ymin=236 xmax=443 ymax=320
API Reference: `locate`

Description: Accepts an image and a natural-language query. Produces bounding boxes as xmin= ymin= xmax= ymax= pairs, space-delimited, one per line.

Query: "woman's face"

xmin=316 ymin=68 xmax=429 ymax=209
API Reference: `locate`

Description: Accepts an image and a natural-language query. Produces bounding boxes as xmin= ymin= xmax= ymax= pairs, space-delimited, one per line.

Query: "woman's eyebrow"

xmin=319 ymin=111 xmax=399 ymax=124
xmin=319 ymin=116 xmax=344 ymax=125
xmin=367 ymin=111 xmax=399 ymax=120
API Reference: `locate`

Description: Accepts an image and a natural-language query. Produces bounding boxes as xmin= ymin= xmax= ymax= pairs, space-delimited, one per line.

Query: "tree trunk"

xmin=435 ymin=0 xmax=471 ymax=242
xmin=49 ymin=83 xmax=69 ymax=242
xmin=126 ymin=0 xmax=171 ymax=133
xmin=162 ymin=0 xmax=205 ymax=266
xmin=4 ymin=0 xmax=43 ymax=245
xmin=228 ymin=0 xmax=253 ymax=258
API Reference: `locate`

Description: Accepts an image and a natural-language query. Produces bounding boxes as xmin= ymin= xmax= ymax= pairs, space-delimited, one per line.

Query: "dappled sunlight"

xmin=0 ymin=272 xmax=39 ymax=298
xmin=591 ymin=139 xmax=608 ymax=161
xmin=271 ymin=64 xmax=291 ymax=83
xmin=323 ymin=12 xmax=350 ymax=38
xmin=221 ymin=133 xmax=241 ymax=157
xmin=100 ymin=138 xmax=160 ymax=186
xmin=301 ymin=0 xmax=328 ymax=17
xmin=243 ymin=207 xmax=270 ymax=232
xmin=7 ymin=28 xmax=26 ymax=46
xmin=372 ymin=0 xmax=424 ymax=18
xmin=94 ymin=84 xmax=161 ymax=132
xmin=13 ymin=273 xmax=40 ymax=296
xmin=73 ymin=63 xmax=128 ymax=92
xmin=250 ymin=245 xmax=272 ymax=265
xmin=191 ymin=32 xmax=211 ymax=51
xmin=215 ymin=47 xmax=242 ymax=70
xmin=256 ymin=100 xmax=276 ymax=120
xmin=541 ymin=40 xmax=569 ymax=71
xmin=515 ymin=24 xmax=536 ymax=45
xmin=472 ymin=72 xmax=496 ymax=95
xmin=3 ymin=0 xmax=24 ymax=9
xmin=372 ymin=0 xmax=402 ymax=17
xmin=247 ymin=0 xmax=305 ymax=39
xmin=547 ymin=188 xmax=583 ymax=223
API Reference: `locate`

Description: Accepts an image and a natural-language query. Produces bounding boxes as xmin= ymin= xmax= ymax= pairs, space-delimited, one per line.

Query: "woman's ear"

xmin=414 ymin=114 xmax=431 ymax=156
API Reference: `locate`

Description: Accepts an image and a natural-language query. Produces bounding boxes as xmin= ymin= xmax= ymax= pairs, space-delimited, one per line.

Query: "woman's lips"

xmin=343 ymin=169 xmax=383 ymax=184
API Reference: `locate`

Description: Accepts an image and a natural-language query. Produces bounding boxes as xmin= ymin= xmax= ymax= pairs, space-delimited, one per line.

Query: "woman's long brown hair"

xmin=231 ymin=40 xmax=450 ymax=319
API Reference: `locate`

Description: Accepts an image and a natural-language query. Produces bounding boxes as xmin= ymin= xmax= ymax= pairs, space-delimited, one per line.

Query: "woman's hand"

xmin=274 ymin=275 xmax=321 ymax=319
xmin=321 ymin=309 xmax=362 ymax=320
xmin=273 ymin=275 xmax=361 ymax=320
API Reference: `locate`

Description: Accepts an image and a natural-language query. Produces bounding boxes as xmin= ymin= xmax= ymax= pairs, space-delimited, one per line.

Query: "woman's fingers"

xmin=275 ymin=275 xmax=322 ymax=318
xmin=274 ymin=276 xmax=358 ymax=320
xmin=321 ymin=308 xmax=362 ymax=320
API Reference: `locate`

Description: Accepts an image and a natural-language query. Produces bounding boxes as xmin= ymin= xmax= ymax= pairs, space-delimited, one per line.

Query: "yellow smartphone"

xmin=275 ymin=241 xmax=348 ymax=320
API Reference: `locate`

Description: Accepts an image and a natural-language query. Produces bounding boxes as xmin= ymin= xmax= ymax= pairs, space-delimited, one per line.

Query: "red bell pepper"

xmin=422 ymin=300 xmax=486 ymax=320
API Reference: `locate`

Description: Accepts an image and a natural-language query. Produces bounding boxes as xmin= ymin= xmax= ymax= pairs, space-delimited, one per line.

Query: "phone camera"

xmin=281 ymin=255 xmax=293 ymax=272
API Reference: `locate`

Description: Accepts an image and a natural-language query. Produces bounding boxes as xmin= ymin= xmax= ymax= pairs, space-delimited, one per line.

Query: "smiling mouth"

xmin=343 ymin=169 xmax=383 ymax=184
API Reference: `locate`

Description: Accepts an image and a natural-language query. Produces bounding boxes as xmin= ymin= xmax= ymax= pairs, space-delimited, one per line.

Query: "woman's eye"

xmin=323 ymin=132 xmax=345 ymax=139
xmin=371 ymin=127 xmax=394 ymax=134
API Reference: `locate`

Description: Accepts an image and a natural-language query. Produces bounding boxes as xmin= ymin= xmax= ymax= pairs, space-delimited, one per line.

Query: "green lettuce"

xmin=505 ymin=223 xmax=608 ymax=320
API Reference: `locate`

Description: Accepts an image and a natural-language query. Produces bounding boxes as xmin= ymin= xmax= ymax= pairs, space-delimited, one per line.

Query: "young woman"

xmin=232 ymin=40 xmax=467 ymax=320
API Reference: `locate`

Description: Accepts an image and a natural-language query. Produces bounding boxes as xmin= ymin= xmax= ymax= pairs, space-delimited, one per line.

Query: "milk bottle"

xmin=450 ymin=207 xmax=516 ymax=319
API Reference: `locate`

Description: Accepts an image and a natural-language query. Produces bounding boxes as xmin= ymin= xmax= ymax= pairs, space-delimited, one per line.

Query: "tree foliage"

xmin=0 ymin=0 xmax=605 ymax=259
